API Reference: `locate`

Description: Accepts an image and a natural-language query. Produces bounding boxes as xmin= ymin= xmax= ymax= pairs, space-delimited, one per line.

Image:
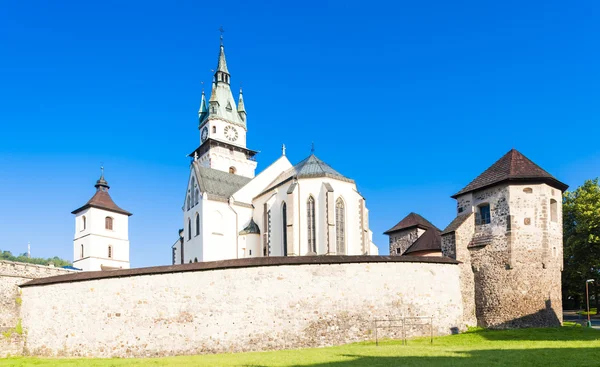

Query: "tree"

xmin=562 ymin=178 xmax=600 ymax=310
xmin=0 ymin=249 xmax=71 ymax=268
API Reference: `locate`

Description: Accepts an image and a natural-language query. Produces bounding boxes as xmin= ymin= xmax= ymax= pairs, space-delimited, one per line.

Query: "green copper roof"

xmin=193 ymin=161 xmax=251 ymax=200
xmin=239 ymin=218 xmax=260 ymax=235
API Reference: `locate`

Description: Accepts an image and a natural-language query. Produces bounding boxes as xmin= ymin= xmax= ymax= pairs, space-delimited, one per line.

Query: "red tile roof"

xmin=384 ymin=212 xmax=440 ymax=234
xmin=71 ymin=189 xmax=132 ymax=216
xmin=403 ymin=229 xmax=442 ymax=255
xmin=452 ymin=149 xmax=568 ymax=198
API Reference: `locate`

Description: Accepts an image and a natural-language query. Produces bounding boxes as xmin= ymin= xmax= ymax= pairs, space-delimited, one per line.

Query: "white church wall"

xmin=233 ymin=155 xmax=293 ymax=204
xmin=252 ymin=177 xmax=368 ymax=257
xmin=206 ymin=147 xmax=256 ymax=178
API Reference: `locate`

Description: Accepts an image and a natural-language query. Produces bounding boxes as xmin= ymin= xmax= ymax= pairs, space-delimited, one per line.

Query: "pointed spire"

xmin=94 ymin=166 xmax=110 ymax=191
xmin=217 ymin=44 xmax=230 ymax=74
xmin=282 ymin=144 xmax=286 ymax=156
xmin=237 ymin=87 xmax=246 ymax=113
xmin=198 ymin=87 xmax=208 ymax=121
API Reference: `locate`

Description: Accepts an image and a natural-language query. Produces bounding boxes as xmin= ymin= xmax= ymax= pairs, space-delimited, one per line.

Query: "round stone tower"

xmin=444 ymin=149 xmax=567 ymax=328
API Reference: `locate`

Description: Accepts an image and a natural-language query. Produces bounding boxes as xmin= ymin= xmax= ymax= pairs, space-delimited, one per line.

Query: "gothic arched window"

xmin=336 ymin=198 xmax=345 ymax=254
xmin=307 ymin=196 xmax=316 ymax=253
xmin=195 ymin=188 xmax=199 ymax=205
xmin=105 ymin=216 xmax=113 ymax=230
xmin=195 ymin=212 xmax=200 ymax=236
xmin=188 ymin=218 xmax=192 ymax=240
xmin=282 ymin=202 xmax=288 ymax=256
xmin=187 ymin=195 xmax=191 ymax=211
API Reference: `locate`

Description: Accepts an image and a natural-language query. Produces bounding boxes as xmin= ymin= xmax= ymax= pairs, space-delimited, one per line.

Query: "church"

xmin=172 ymin=39 xmax=378 ymax=263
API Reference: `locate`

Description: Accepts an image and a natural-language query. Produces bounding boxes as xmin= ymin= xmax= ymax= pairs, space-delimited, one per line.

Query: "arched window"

xmin=108 ymin=245 xmax=113 ymax=259
xmin=212 ymin=126 xmax=216 ymax=134
xmin=336 ymin=198 xmax=345 ymax=254
xmin=188 ymin=218 xmax=192 ymax=240
xmin=187 ymin=195 xmax=191 ymax=211
xmin=229 ymin=166 xmax=237 ymax=174
xmin=307 ymin=196 xmax=316 ymax=253
xmin=195 ymin=188 xmax=199 ymax=205
xmin=282 ymin=203 xmax=287 ymax=256
xmin=82 ymin=216 xmax=86 ymax=231
xmin=195 ymin=212 xmax=200 ymax=236
xmin=80 ymin=244 xmax=84 ymax=259
xmin=550 ymin=199 xmax=558 ymax=222
xmin=105 ymin=216 xmax=113 ymax=230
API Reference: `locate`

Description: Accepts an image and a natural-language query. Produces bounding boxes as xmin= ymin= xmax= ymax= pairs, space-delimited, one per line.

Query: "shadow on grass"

xmin=245 ymin=347 xmax=600 ymax=367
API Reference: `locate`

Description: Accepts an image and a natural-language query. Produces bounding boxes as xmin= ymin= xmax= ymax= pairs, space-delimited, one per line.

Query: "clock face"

xmin=201 ymin=127 xmax=208 ymax=142
xmin=224 ymin=126 xmax=238 ymax=142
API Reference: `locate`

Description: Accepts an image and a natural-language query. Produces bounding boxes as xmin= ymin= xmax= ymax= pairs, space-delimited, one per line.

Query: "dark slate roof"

xmin=260 ymin=154 xmax=354 ymax=197
xmin=239 ymin=218 xmax=260 ymax=235
xmin=193 ymin=161 xmax=251 ymax=200
xmin=441 ymin=213 xmax=473 ymax=235
xmin=452 ymin=149 xmax=568 ymax=198
xmin=404 ymin=229 xmax=442 ymax=255
xmin=72 ymin=189 xmax=132 ymax=216
xmin=384 ymin=212 xmax=440 ymax=234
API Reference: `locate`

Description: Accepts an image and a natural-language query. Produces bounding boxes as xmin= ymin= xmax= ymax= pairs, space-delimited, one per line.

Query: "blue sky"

xmin=1 ymin=0 xmax=599 ymax=267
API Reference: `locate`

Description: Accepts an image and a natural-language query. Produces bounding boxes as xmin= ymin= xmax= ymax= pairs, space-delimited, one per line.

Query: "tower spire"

xmin=95 ymin=166 xmax=110 ymax=191
xmin=237 ymin=86 xmax=246 ymax=115
xmin=214 ymin=28 xmax=230 ymax=84
xmin=198 ymin=83 xmax=208 ymax=122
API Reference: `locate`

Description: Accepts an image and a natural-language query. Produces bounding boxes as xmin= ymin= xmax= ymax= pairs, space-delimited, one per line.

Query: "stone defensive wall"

xmin=0 ymin=260 xmax=73 ymax=357
xmin=17 ymin=256 xmax=463 ymax=358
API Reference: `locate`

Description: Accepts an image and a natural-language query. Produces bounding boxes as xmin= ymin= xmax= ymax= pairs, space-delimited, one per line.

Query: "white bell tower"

xmin=72 ymin=168 xmax=132 ymax=271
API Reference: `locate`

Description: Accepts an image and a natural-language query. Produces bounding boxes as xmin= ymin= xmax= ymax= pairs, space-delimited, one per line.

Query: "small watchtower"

xmin=72 ymin=169 xmax=132 ymax=271
xmin=441 ymin=149 xmax=568 ymax=328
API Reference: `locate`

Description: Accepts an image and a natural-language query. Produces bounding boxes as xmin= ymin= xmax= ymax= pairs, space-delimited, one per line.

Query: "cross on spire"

xmin=219 ymin=25 xmax=225 ymax=45
xmin=311 ymin=142 xmax=315 ymax=153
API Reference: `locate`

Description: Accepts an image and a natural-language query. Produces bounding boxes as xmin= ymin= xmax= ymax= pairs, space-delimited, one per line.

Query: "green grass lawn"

xmin=2 ymin=326 xmax=600 ymax=367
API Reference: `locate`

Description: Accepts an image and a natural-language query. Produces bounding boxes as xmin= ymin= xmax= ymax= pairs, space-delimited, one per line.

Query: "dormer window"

xmin=476 ymin=203 xmax=491 ymax=225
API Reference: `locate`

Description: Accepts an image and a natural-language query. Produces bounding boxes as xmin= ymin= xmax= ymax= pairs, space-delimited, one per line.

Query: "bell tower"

xmin=189 ymin=34 xmax=258 ymax=178
xmin=72 ymin=168 xmax=132 ymax=271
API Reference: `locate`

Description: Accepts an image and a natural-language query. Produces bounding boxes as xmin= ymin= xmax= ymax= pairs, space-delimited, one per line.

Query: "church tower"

xmin=72 ymin=169 xmax=132 ymax=271
xmin=189 ymin=36 xmax=258 ymax=178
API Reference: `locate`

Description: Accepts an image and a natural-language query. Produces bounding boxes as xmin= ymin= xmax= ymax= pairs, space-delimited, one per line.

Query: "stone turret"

xmin=441 ymin=149 xmax=568 ymax=328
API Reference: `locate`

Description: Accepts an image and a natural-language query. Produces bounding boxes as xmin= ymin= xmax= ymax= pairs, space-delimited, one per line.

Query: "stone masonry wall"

xmin=441 ymin=213 xmax=477 ymax=327
xmin=388 ymin=228 xmax=419 ymax=255
xmin=0 ymin=260 xmax=71 ymax=357
xmin=19 ymin=259 xmax=463 ymax=358
xmin=467 ymin=184 xmax=563 ymax=328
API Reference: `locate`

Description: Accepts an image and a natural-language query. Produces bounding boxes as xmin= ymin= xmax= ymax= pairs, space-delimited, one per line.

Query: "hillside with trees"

xmin=0 ymin=250 xmax=71 ymax=268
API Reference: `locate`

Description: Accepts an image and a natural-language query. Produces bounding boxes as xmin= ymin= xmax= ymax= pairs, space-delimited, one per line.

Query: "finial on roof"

xmin=311 ymin=142 xmax=315 ymax=154
xmin=237 ymin=86 xmax=246 ymax=114
xmin=282 ymin=144 xmax=286 ymax=156
xmin=219 ymin=25 xmax=225 ymax=45
xmin=95 ymin=165 xmax=110 ymax=191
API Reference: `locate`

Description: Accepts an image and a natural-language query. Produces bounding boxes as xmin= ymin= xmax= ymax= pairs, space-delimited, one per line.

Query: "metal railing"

xmin=373 ymin=316 xmax=434 ymax=346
